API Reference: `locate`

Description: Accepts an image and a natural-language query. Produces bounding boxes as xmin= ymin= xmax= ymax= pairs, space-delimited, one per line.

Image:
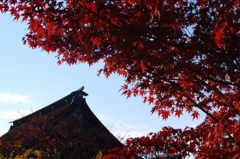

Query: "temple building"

xmin=0 ymin=87 xmax=124 ymax=158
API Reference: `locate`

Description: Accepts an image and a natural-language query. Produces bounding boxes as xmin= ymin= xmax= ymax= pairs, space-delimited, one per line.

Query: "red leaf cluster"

xmin=106 ymin=118 xmax=240 ymax=158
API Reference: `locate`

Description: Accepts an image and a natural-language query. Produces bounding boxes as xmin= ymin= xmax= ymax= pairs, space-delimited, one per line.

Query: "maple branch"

xmin=196 ymin=78 xmax=238 ymax=111
xmin=160 ymin=39 xmax=240 ymax=58
xmin=186 ymin=95 xmax=236 ymax=143
xmin=164 ymin=79 xmax=237 ymax=144
xmin=174 ymin=58 xmax=240 ymax=88
xmin=187 ymin=97 xmax=217 ymax=123
xmin=171 ymin=56 xmax=240 ymax=88
xmin=78 ymin=3 xmax=124 ymax=31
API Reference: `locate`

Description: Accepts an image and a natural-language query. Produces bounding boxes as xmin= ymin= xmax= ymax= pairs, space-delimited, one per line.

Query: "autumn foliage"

xmin=1 ymin=0 xmax=240 ymax=158
xmin=0 ymin=114 xmax=116 ymax=158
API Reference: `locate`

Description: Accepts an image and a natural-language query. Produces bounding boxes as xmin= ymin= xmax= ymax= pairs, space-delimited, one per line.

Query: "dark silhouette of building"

xmin=0 ymin=87 xmax=125 ymax=158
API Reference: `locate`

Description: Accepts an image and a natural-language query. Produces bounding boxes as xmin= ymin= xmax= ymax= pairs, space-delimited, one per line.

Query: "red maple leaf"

xmin=161 ymin=110 xmax=170 ymax=121
xmin=139 ymin=90 xmax=145 ymax=97
xmin=148 ymin=96 xmax=154 ymax=105
xmin=192 ymin=111 xmax=200 ymax=121
xmin=119 ymin=84 xmax=128 ymax=92
xmin=175 ymin=109 xmax=183 ymax=119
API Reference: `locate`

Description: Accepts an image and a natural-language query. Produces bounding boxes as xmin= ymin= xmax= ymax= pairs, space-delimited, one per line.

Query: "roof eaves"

xmin=10 ymin=87 xmax=88 ymax=128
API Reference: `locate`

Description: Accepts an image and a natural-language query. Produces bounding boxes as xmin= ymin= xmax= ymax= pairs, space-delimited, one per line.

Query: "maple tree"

xmin=1 ymin=0 xmax=240 ymax=158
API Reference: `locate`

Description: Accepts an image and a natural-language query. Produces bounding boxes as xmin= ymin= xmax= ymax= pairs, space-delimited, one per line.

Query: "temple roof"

xmin=0 ymin=87 xmax=120 ymax=146
xmin=8 ymin=87 xmax=88 ymax=128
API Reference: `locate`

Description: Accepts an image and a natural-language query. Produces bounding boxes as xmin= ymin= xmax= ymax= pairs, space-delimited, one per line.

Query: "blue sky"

xmin=0 ymin=12 xmax=205 ymax=156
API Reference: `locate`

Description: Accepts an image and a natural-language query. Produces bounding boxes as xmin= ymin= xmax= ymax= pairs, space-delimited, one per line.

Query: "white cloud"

xmin=113 ymin=130 xmax=148 ymax=138
xmin=127 ymin=130 xmax=148 ymax=137
xmin=98 ymin=113 xmax=114 ymax=121
xmin=0 ymin=92 xmax=29 ymax=103
xmin=117 ymin=120 xmax=135 ymax=129
xmin=0 ymin=110 xmax=32 ymax=120
xmin=97 ymin=113 xmax=149 ymax=142
xmin=98 ymin=114 xmax=136 ymax=129
xmin=112 ymin=130 xmax=149 ymax=143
